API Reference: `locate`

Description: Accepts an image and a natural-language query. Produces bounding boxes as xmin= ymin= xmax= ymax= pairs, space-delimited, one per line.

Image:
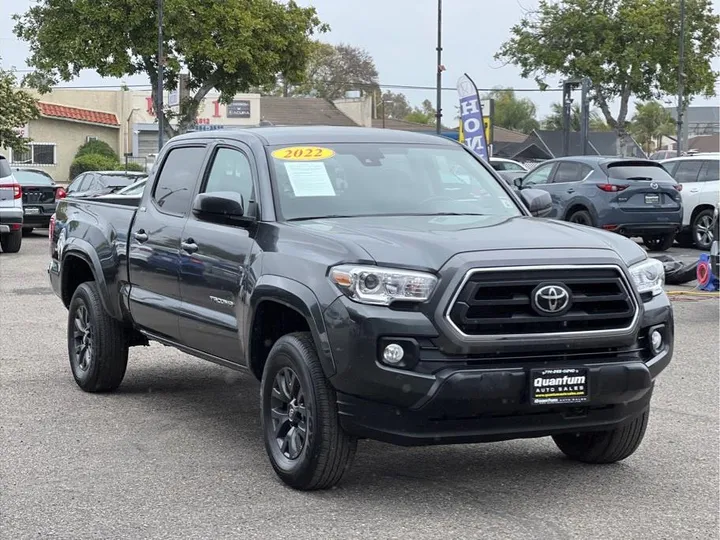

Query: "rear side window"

xmin=605 ymin=163 xmax=675 ymax=182
xmin=552 ymin=162 xmax=593 ymax=183
xmin=153 ymin=146 xmax=206 ymax=215
xmin=698 ymin=160 xmax=719 ymax=183
xmin=0 ymin=157 xmax=11 ymax=179
xmin=673 ymin=161 xmax=703 ymax=183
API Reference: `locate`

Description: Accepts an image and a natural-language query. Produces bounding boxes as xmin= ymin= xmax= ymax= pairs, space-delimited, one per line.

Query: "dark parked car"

xmin=12 ymin=168 xmax=66 ymax=232
xmin=65 ymin=170 xmax=146 ymax=198
xmin=515 ymin=156 xmax=683 ymax=251
xmin=49 ymin=127 xmax=672 ymax=490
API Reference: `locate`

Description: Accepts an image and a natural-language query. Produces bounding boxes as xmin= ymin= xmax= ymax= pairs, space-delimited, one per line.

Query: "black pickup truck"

xmin=49 ymin=127 xmax=673 ymax=490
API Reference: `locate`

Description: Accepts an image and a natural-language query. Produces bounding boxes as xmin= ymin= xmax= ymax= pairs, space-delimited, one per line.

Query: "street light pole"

xmin=157 ymin=0 xmax=164 ymax=152
xmin=676 ymin=0 xmax=686 ymax=157
xmin=435 ymin=0 xmax=442 ymax=134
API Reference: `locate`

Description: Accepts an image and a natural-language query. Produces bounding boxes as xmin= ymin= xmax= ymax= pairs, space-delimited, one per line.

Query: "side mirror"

xmin=513 ymin=176 xmax=524 ymax=189
xmin=192 ymin=191 xmax=246 ymax=223
xmin=520 ymin=188 xmax=552 ymax=218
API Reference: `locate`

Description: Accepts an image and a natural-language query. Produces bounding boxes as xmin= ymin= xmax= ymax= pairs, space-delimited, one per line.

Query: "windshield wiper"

xmin=287 ymin=212 xmax=488 ymax=221
xmin=287 ymin=214 xmax=359 ymax=221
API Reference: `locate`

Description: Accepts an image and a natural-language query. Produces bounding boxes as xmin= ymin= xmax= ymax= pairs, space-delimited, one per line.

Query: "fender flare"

xmin=249 ymin=275 xmax=336 ymax=378
xmin=60 ymin=238 xmax=119 ymax=320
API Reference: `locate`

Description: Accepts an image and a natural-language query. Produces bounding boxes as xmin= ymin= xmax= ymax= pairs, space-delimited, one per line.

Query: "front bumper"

xmin=325 ymin=292 xmax=673 ymax=446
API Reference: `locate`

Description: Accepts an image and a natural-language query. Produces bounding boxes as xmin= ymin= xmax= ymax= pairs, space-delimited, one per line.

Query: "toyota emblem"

xmin=532 ymin=284 xmax=572 ymax=316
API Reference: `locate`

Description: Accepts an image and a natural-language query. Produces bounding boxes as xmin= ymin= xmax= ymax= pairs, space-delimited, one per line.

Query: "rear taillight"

xmin=597 ymin=183 xmax=628 ymax=192
xmin=674 ymin=184 xmax=683 ymax=192
xmin=55 ymin=187 xmax=67 ymax=201
xmin=0 ymin=182 xmax=22 ymax=199
xmin=49 ymin=214 xmax=56 ymax=251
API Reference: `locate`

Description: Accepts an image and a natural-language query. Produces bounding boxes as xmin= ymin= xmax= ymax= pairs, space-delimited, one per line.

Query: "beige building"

xmin=4 ymin=88 xmax=367 ymax=182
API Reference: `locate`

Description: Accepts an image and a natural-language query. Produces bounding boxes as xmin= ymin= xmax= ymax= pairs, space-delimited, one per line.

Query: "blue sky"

xmin=1 ymin=0 xmax=719 ymax=122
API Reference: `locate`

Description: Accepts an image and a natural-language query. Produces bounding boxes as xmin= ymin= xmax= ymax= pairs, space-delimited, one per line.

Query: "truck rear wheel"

xmin=552 ymin=410 xmax=649 ymax=464
xmin=0 ymin=230 xmax=22 ymax=253
xmin=260 ymin=332 xmax=357 ymax=490
xmin=67 ymin=282 xmax=129 ymax=392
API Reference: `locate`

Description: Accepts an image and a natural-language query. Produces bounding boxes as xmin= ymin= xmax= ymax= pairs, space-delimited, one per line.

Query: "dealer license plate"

xmin=645 ymin=194 xmax=660 ymax=204
xmin=530 ymin=367 xmax=589 ymax=405
xmin=24 ymin=207 xmax=41 ymax=215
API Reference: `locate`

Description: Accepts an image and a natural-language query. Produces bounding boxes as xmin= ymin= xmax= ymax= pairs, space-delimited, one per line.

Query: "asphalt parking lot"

xmin=1 ymin=233 xmax=718 ymax=540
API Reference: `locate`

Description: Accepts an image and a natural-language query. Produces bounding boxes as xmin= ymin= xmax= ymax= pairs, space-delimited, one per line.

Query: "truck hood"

xmin=290 ymin=214 xmax=648 ymax=270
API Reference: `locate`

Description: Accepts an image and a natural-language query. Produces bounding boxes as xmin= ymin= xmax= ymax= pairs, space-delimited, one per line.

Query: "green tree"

xmin=0 ymin=63 xmax=39 ymax=151
xmin=629 ymin=101 xmax=675 ymax=153
xmin=543 ymin=103 xmax=612 ymax=131
xmin=496 ymin=0 xmax=720 ymax=154
xmin=14 ymin=0 xmax=327 ymax=138
xmin=404 ymin=99 xmax=437 ymax=125
xmin=378 ymin=90 xmax=412 ymax=120
xmin=481 ymin=88 xmax=539 ymax=134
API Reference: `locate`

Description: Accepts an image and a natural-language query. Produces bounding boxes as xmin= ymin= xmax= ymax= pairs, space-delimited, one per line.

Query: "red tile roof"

xmin=38 ymin=102 xmax=120 ymax=127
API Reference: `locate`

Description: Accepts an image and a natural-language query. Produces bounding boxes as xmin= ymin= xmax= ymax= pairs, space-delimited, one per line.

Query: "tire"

xmin=643 ymin=234 xmax=675 ymax=252
xmin=67 ymin=282 xmax=129 ymax=392
xmin=567 ymin=210 xmax=593 ymax=227
xmin=260 ymin=332 xmax=357 ymax=490
xmin=691 ymin=208 xmax=715 ymax=251
xmin=0 ymin=230 xmax=22 ymax=253
xmin=552 ymin=410 xmax=649 ymax=464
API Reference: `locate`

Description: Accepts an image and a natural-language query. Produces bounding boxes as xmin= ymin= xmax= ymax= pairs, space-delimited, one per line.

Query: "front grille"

xmin=447 ymin=266 xmax=637 ymax=337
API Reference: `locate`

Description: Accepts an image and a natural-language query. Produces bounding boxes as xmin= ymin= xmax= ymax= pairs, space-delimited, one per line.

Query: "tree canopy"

xmin=0 ymin=64 xmax=39 ymax=151
xmin=628 ymin=101 xmax=675 ymax=153
xmin=14 ymin=0 xmax=327 ymax=137
xmin=496 ymin=0 xmax=720 ymax=150
xmin=379 ymin=91 xmax=413 ymax=120
xmin=481 ymin=88 xmax=539 ymax=134
xmin=543 ymin=103 xmax=611 ymax=132
xmin=264 ymin=42 xmax=379 ymax=100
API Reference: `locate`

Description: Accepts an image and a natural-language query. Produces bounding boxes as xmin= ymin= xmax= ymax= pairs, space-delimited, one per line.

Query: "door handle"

xmin=690 ymin=188 xmax=700 ymax=193
xmin=133 ymin=230 xmax=148 ymax=243
xmin=567 ymin=188 xmax=575 ymax=194
xmin=181 ymin=239 xmax=198 ymax=253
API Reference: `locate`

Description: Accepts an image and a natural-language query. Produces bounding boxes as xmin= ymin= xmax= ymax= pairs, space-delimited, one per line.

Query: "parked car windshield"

xmin=12 ymin=170 xmax=55 ymax=186
xmin=268 ymin=143 xmax=521 ymax=221
xmin=98 ymin=174 xmax=143 ymax=189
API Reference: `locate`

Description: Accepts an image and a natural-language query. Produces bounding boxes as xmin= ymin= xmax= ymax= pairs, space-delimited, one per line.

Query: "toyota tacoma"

xmin=49 ymin=127 xmax=673 ymax=490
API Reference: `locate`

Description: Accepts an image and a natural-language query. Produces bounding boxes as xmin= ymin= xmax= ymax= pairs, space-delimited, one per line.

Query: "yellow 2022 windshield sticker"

xmin=271 ymin=146 xmax=335 ymax=161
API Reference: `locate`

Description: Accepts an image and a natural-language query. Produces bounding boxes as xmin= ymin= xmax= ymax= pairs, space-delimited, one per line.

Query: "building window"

xmin=10 ymin=143 xmax=56 ymax=166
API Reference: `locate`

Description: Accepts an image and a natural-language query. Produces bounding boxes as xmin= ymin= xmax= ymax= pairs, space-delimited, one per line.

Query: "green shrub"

xmin=117 ymin=161 xmax=146 ymax=172
xmin=75 ymin=139 xmax=118 ymax=161
xmin=69 ymin=153 xmax=119 ymax=179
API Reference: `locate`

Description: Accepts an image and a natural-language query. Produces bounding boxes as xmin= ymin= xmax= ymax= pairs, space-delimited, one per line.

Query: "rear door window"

xmin=673 ymin=161 xmax=703 ymax=183
xmin=552 ymin=162 xmax=592 ymax=183
xmin=152 ymin=146 xmax=207 ymax=215
xmin=698 ymin=160 xmax=720 ymax=183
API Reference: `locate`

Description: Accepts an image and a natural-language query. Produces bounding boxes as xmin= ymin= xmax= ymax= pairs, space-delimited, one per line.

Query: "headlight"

xmin=629 ymin=258 xmax=665 ymax=297
xmin=329 ymin=265 xmax=438 ymax=306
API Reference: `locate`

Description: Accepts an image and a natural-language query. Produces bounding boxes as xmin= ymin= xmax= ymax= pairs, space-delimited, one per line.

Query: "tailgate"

xmin=604 ymin=162 xmax=682 ymax=213
xmin=22 ymin=186 xmax=56 ymax=204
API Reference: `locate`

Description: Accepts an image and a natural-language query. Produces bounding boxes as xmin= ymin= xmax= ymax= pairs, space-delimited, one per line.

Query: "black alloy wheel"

xmin=269 ymin=367 xmax=308 ymax=460
xmin=72 ymin=302 xmax=94 ymax=372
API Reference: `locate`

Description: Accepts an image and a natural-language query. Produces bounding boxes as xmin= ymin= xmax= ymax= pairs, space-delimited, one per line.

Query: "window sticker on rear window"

xmin=272 ymin=146 xmax=336 ymax=161
xmin=284 ymin=162 xmax=336 ymax=197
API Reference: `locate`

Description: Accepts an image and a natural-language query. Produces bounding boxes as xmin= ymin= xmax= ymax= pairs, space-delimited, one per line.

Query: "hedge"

xmin=69 ymin=154 xmax=119 ymax=179
xmin=75 ymin=139 xmax=118 ymax=161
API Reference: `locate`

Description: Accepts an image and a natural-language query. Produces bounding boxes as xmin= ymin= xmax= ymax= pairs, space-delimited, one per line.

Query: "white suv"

xmin=662 ymin=154 xmax=720 ymax=250
xmin=0 ymin=155 xmax=23 ymax=253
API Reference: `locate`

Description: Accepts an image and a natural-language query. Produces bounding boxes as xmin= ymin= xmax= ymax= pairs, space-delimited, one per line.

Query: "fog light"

xmin=383 ymin=343 xmax=405 ymax=365
xmin=651 ymin=330 xmax=663 ymax=353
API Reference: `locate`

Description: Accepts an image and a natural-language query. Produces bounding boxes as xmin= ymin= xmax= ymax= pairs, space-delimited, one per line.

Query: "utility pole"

xmin=435 ymin=0 xmax=443 ymax=134
xmin=562 ymin=79 xmax=582 ymax=156
xmin=676 ymin=0 xmax=686 ymax=157
xmin=580 ymin=77 xmax=591 ymax=155
xmin=157 ymin=0 xmax=164 ymax=152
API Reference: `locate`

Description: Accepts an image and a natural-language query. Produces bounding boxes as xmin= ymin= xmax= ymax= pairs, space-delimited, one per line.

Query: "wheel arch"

xmin=60 ymin=240 xmax=116 ymax=319
xmin=248 ymin=276 xmax=336 ymax=381
xmin=564 ymin=201 xmax=597 ymax=226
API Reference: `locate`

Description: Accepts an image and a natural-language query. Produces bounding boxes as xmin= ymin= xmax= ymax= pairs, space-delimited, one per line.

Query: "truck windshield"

xmin=268 ymin=143 xmax=520 ymax=221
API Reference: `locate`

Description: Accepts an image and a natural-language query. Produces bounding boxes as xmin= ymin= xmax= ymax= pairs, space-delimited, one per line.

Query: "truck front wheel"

xmin=552 ymin=410 xmax=649 ymax=464
xmin=260 ymin=332 xmax=357 ymax=490
xmin=67 ymin=282 xmax=129 ymax=392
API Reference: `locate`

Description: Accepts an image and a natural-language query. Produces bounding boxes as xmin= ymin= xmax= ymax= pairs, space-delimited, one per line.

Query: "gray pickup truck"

xmin=49 ymin=127 xmax=673 ymax=490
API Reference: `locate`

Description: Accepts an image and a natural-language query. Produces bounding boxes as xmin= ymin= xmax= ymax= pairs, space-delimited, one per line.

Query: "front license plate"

xmin=645 ymin=194 xmax=660 ymax=204
xmin=24 ymin=207 xmax=40 ymax=215
xmin=530 ymin=367 xmax=589 ymax=405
